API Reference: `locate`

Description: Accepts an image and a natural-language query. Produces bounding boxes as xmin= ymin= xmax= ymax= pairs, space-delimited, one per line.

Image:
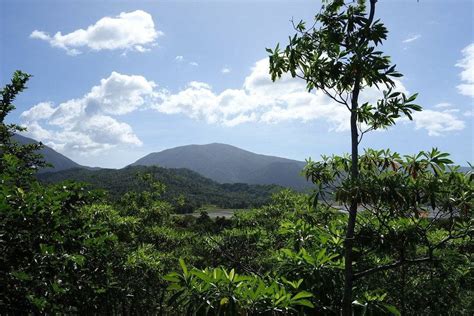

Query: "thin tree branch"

xmin=354 ymin=256 xmax=432 ymax=281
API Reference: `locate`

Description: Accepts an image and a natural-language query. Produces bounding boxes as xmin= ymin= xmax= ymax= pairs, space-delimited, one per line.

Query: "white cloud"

xmin=86 ymin=71 xmax=156 ymax=115
xmin=23 ymin=59 xmax=466 ymax=156
xmin=411 ymin=110 xmax=465 ymax=136
xmin=173 ymin=56 xmax=198 ymax=67
xmin=456 ymin=43 xmax=474 ymax=98
xmin=151 ymin=59 xmax=387 ymax=131
xmin=221 ymin=67 xmax=231 ymax=74
xmin=21 ymin=72 xmax=153 ymax=155
xmin=30 ymin=10 xmax=162 ymax=55
xmin=21 ymin=102 xmax=56 ymax=121
xmin=152 ymin=58 xmax=465 ymax=136
xmin=442 ymin=109 xmax=460 ymax=114
xmin=401 ymin=102 xmax=467 ymax=136
xmin=402 ymin=34 xmax=421 ymax=43
xmin=434 ymin=102 xmax=453 ymax=109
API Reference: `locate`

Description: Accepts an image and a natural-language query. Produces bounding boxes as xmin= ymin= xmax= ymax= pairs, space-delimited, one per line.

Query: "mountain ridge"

xmin=11 ymin=135 xmax=470 ymax=190
xmin=12 ymin=134 xmax=83 ymax=173
xmin=14 ymin=135 xmax=311 ymax=189
xmin=131 ymin=143 xmax=311 ymax=190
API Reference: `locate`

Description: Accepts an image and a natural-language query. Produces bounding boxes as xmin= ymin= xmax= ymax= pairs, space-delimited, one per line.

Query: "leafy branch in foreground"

xmin=305 ymin=148 xmax=473 ymax=286
xmin=165 ymin=259 xmax=314 ymax=315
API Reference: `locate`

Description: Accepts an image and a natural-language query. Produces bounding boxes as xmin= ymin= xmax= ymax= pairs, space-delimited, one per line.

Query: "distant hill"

xmin=458 ymin=166 xmax=472 ymax=173
xmin=12 ymin=134 xmax=83 ymax=173
xmin=131 ymin=143 xmax=311 ymax=190
xmin=38 ymin=165 xmax=281 ymax=211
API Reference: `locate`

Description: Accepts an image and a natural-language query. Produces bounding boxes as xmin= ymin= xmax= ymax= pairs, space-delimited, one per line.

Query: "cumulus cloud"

xmin=21 ymin=72 xmax=155 ymax=155
xmin=30 ymin=10 xmax=162 ymax=55
xmin=221 ymin=67 xmax=231 ymax=74
xmin=456 ymin=43 xmax=474 ymax=98
xmin=152 ymin=59 xmax=347 ymax=129
xmin=151 ymin=58 xmax=466 ymax=136
xmin=189 ymin=61 xmax=199 ymax=67
xmin=21 ymin=102 xmax=56 ymax=121
xmin=151 ymin=59 xmax=395 ymax=131
xmin=23 ymin=59 xmax=466 ymax=156
xmin=402 ymin=34 xmax=421 ymax=43
xmin=175 ymin=55 xmax=184 ymax=62
xmin=411 ymin=110 xmax=465 ymax=136
xmin=402 ymin=102 xmax=466 ymax=136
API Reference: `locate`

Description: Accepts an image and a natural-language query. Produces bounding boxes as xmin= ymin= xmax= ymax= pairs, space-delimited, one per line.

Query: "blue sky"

xmin=1 ymin=0 xmax=473 ymax=168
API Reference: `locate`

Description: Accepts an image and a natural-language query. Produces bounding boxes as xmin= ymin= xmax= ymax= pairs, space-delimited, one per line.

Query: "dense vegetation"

xmin=38 ymin=166 xmax=281 ymax=213
xmin=2 ymin=72 xmax=473 ymax=316
xmin=1 ymin=1 xmax=473 ymax=315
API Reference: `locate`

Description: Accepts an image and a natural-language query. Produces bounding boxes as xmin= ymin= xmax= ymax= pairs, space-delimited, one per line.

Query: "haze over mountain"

xmin=131 ymin=143 xmax=311 ymax=190
xmin=12 ymin=134 xmax=82 ymax=173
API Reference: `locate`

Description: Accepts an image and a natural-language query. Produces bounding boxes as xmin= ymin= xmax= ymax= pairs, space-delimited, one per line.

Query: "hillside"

xmin=12 ymin=134 xmax=83 ymax=173
xmin=131 ymin=143 xmax=311 ymax=190
xmin=38 ymin=165 xmax=281 ymax=212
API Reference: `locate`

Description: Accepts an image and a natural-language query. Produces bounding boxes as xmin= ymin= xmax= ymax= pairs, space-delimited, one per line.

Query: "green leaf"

xmin=167 ymin=283 xmax=182 ymax=291
xmin=163 ymin=273 xmax=180 ymax=283
xmin=295 ymin=299 xmax=315 ymax=308
xmin=383 ymin=303 xmax=401 ymax=316
xmin=292 ymin=291 xmax=313 ymax=300
xmin=179 ymin=258 xmax=188 ymax=276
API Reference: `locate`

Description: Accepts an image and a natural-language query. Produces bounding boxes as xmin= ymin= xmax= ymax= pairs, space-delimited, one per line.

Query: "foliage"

xmin=38 ymin=165 xmax=281 ymax=212
xmin=2 ymin=3 xmax=474 ymax=311
xmin=1 ymin=71 xmax=47 ymax=183
xmin=267 ymin=0 xmax=421 ymax=136
xmin=164 ymin=259 xmax=314 ymax=315
xmin=1 ymin=180 xmax=118 ymax=313
xmin=305 ymin=148 xmax=473 ymax=215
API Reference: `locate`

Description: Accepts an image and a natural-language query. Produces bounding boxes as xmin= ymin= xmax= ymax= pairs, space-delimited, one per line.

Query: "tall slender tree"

xmin=267 ymin=1 xmax=422 ymax=314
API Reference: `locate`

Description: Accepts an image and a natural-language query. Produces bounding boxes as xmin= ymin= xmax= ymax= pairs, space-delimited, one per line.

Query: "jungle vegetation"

xmin=38 ymin=166 xmax=281 ymax=213
xmin=1 ymin=0 xmax=473 ymax=315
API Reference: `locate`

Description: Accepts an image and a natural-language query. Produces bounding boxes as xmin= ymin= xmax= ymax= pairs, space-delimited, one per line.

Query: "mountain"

xmin=12 ymin=134 xmax=82 ymax=173
xmin=38 ymin=165 xmax=281 ymax=211
xmin=131 ymin=143 xmax=311 ymax=190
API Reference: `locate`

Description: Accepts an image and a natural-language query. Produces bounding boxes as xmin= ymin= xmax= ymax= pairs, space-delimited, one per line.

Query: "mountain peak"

xmin=13 ymin=135 xmax=311 ymax=190
xmin=132 ymin=143 xmax=310 ymax=189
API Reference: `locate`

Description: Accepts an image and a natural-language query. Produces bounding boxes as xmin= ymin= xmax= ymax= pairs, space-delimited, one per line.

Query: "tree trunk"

xmin=342 ymin=81 xmax=360 ymax=316
xmin=341 ymin=1 xmax=377 ymax=315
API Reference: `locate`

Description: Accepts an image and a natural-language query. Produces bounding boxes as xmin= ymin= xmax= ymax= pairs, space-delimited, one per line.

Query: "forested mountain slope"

xmin=38 ymin=165 xmax=281 ymax=211
xmin=132 ymin=143 xmax=311 ymax=190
